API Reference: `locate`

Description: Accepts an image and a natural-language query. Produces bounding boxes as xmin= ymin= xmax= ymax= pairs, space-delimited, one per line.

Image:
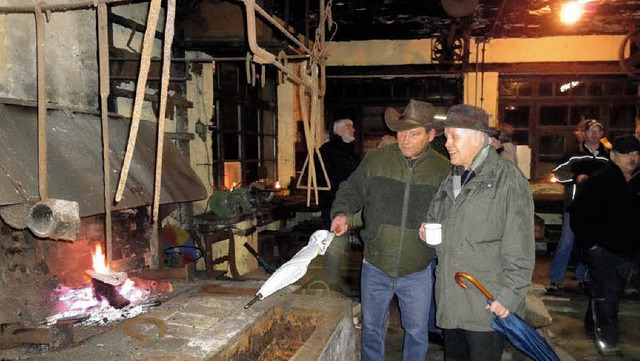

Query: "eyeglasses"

xmin=586 ymin=128 xmax=603 ymax=134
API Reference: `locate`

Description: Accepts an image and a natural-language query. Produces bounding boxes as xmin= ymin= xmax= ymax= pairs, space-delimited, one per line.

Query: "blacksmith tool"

xmin=0 ymin=323 xmax=73 ymax=350
xmin=243 ymin=242 xmax=277 ymax=274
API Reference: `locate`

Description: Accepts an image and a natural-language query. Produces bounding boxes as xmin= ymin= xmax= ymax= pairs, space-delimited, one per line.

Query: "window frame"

xmin=212 ymin=62 xmax=278 ymax=189
xmin=498 ymin=75 xmax=639 ymax=181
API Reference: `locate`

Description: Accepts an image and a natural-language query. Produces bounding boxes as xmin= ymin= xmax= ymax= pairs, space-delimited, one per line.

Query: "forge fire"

xmin=45 ymin=244 xmax=161 ymax=326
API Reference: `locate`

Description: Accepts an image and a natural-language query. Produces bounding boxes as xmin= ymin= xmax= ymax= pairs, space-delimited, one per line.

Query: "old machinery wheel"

xmin=432 ymin=32 xmax=465 ymax=66
xmin=619 ymin=29 xmax=640 ymax=79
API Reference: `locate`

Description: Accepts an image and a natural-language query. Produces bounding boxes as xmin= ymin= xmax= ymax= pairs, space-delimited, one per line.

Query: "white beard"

xmin=342 ymin=134 xmax=355 ymax=143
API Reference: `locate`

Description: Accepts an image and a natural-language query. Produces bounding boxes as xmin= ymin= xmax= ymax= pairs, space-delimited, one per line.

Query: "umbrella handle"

xmin=454 ymin=272 xmax=494 ymax=302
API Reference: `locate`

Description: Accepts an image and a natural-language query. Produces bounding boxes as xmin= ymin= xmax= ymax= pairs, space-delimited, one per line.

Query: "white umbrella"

xmin=244 ymin=229 xmax=335 ymax=308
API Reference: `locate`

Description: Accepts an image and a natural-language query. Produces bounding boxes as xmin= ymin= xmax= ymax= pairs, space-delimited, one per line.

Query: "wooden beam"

xmin=482 ymin=61 xmax=624 ymax=74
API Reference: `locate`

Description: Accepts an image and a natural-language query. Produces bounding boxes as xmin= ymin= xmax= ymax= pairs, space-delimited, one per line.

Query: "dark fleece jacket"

xmin=331 ymin=143 xmax=451 ymax=277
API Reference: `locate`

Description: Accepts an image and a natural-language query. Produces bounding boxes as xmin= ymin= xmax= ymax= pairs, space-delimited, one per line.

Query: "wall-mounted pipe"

xmin=251 ymin=1 xmax=311 ymax=55
xmin=241 ymin=0 xmax=307 ymax=86
xmin=25 ymin=199 xmax=80 ymax=241
xmin=243 ymin=0 xmax=276 ymax=65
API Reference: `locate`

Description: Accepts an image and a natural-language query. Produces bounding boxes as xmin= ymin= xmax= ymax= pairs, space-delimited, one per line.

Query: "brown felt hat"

xmin=444 ymin=104 xmax=491 ymax=132
xmin=384 ymin=99 xmax=443 ymax=134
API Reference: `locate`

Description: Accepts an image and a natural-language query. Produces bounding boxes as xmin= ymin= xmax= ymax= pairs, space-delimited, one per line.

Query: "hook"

xmin=454 ymin=272 xmax=494 ymax=301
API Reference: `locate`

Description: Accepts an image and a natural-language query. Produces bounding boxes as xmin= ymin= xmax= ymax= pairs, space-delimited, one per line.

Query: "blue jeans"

xmin=361 ymin=260 xmax=434 ymax=361
xmin=428 ymin=260 xmax=441 ymax=335
xmin=550 ymin=212 xmax=586 ymax=284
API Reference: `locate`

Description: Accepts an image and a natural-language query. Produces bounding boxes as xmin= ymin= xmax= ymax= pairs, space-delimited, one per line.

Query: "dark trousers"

xmin=582 ymin=247 xmax=638 ymax=345
xmin=443 ymin=328 xmax=505 ymax=361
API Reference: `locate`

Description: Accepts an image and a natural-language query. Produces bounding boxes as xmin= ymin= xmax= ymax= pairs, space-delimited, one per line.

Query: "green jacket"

xmin=331 ymin=143 xmax=451 ymax=277
xmin=428 ymin=147 xmax=535 ymax=331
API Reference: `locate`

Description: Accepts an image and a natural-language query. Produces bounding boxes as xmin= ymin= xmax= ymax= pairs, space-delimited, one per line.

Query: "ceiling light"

xmin=560 ymin=1 xmax=583 ymax=24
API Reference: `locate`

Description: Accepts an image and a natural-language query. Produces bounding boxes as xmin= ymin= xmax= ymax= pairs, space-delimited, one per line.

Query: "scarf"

xmin=452 ymin=145 xmax=490 ymax=198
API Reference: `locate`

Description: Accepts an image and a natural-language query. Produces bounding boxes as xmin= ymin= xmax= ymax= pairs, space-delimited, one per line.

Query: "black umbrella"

xmin=455 ymin=272 xmax=560 ymax=361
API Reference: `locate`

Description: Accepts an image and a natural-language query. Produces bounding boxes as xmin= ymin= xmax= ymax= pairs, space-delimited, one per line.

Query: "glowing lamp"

xmin=560 ymin=1 xmax=583 ymax=24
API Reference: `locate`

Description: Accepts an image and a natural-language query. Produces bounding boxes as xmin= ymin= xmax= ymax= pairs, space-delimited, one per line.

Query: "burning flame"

xmin=92 ymin=244 xmax=109 ymax=274
xmin=45 ymin=243 xmax=157 ymax=326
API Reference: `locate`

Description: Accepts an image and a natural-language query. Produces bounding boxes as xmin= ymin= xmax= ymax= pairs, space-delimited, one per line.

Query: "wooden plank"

xmin=129 ymin=263 xmax=195 ymax=281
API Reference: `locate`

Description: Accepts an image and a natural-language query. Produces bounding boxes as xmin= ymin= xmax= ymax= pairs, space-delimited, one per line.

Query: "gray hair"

xmin=480 ymin=131 xmax=491 ymax=146
xmin=333 ymin=118 xmax=352 ymax=132
xmin=455 ymin=128 xmax=490 ymax=146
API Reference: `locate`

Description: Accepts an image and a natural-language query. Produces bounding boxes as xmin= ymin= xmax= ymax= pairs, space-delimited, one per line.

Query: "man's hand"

xmin=419 ymin=222 xmax=427 ymax=241
xmin=331 ymin=214 xmax=349 ymax=236
xmin=486 ymin=300 xmax=510 ymax=318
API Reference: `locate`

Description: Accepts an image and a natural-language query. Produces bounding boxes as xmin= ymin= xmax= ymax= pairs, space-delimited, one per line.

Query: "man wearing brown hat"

xmin=421 ymin=104 xmax=535 ymax=361
xmin=331 ymin=99 xmax=451 ymax=361
xmin=569 ymin=134 xmax=640 ymax=356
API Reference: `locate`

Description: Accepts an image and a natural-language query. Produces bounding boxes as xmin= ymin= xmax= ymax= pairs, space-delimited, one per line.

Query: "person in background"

xmin=569 ymin=134 xmax=640 ymax=356
xmin=635 ymin=118 xmax=640 ymax=141
xmin=422 ymin=104 xmax=534 ymax=361
xmin=316 ymin=118 xmax=360 ymax=291
xmin=317 ymin=118 xmax=359 ymax=228
xmin=378 ymin=134 xmax=397 ymax=148
xmin=547 ymin=119 xmax=610 ymax=292
xmin=488 ymin=123 xmax=518 ymax=165
xmin=331 ymin=99 xmax=451 ymax=361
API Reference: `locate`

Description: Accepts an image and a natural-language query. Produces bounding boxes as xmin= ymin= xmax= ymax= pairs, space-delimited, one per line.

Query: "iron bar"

xmin=0 ymin=0 xmax=145 ymax=14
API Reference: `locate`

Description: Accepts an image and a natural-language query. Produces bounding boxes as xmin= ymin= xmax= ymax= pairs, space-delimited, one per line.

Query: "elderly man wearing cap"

xmin=331 ymin=99 xmax=451 ymax=361
xmin=421 ymin=104 xmax=535 ymax=361
xmin=569 ymin=134 xmax=640 ymax=356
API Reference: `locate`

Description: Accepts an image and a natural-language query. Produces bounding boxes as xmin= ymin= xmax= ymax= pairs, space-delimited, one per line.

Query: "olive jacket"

xmin=428 ymin=147 xmax=535 ymax=331
xmin=331 ymin=143 xmax=451 ymax=277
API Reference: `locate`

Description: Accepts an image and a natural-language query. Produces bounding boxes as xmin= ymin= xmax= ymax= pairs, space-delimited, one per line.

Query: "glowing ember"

xmin=45 ymin=282 xmax=150 ymax=326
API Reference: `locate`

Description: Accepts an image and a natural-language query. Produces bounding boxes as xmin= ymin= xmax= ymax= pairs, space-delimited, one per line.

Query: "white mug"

xmin=423 ymin=223 xmax=442 ymax=245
